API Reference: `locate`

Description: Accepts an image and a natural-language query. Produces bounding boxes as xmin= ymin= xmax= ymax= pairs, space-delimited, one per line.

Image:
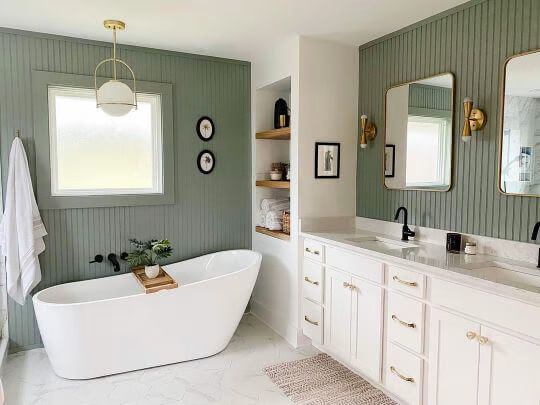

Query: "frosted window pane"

xmin=48 ymin=87 xmax=162 ymax=196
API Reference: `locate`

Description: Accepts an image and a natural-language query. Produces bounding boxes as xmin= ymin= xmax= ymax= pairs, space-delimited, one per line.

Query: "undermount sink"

xmin=457 ymin=261 xmax=540 ymax=290
xmin=345 ymin=236 xmax=419 ymax=250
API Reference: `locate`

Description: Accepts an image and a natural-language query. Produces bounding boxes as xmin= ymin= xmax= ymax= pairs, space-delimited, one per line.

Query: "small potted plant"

xmin=126 ymin=239 xmax=173 ymax=279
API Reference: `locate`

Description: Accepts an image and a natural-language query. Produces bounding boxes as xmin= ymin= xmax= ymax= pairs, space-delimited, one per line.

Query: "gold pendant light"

xmin=94 ymin=20 xmax=137 ymax=117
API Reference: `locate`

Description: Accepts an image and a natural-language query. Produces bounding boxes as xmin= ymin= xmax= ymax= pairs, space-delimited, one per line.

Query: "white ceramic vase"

xmin=145 ymin=264 xmax=160 ymax=279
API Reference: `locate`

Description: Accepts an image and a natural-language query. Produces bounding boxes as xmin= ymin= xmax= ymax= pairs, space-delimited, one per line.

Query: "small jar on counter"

xmin=464 ymin=242 xmax=477 ymax=255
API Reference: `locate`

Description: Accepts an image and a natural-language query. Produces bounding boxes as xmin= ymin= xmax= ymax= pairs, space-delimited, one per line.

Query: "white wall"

xmin=250 ymin=37 xmax=360 ymax=348
xmin=298 ymin=37 xmax=358 ymax=218
xmin=385 ymin=84 xmax=409 ymax=189
xmin=251 ymin=37 xmax=303 ymax=346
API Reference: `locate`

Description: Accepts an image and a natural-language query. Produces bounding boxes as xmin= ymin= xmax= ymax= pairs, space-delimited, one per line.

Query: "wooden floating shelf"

xmin=256 ymin=180 xmax=290 ymax=189
xmin=256 ymin=127 xmax=291 ymax=140
xmin=255 ymin=226 xmax=290 ymax=241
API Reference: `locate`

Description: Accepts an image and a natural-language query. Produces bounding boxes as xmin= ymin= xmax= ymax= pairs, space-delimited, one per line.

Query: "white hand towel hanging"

xmin=0 ymin=137 xmax=47 ymax=305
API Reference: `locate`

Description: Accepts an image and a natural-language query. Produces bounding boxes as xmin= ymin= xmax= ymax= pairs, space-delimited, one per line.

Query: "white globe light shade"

xmin=360 ymin=143 xmax=368 ymax=149
xmin=97 ymin=80 xmax=135 ymax=117
xmin=462 ymin=135 xmax=472 ymax=143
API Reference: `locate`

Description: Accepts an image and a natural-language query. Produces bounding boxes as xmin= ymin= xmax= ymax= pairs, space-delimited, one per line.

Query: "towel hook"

xmin=15 ymin=129 xmax=20 ymax=138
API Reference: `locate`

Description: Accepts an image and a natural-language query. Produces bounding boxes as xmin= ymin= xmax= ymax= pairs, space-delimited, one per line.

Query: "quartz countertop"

xmin=300 ymin=228 xmax=540 ymax=306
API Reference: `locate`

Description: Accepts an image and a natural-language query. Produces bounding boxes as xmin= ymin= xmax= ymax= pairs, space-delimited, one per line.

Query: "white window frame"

xmin=32 ymin=70 xmax=174 ymax=209
xmin=405 ymin=115 xmax=452 ymax=188
xmin=48 ymin=86 xmax=164 ymax=197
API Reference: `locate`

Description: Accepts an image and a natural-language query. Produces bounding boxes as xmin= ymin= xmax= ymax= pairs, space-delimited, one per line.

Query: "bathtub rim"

xmin=33 ymin=249 xmax=261 ymax=308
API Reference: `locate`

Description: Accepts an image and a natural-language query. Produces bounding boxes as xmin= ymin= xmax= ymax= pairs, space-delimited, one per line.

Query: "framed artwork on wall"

xmin=315 ymin=142 xmax=340 ymax=179
xmin=385 ymin=144 xmax=395 ymax=178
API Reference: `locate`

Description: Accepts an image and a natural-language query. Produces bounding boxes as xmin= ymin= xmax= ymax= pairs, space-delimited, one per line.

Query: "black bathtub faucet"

xmin=108 ymin=253 xmax=120 ymax=272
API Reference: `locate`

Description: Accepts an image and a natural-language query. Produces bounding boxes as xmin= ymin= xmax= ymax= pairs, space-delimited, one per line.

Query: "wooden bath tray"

xmin=132 ymin=266 xmax=178 ymax=294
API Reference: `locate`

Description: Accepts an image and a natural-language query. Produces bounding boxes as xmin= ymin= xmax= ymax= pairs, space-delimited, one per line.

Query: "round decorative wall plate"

xmin=197 ymin=150 xmax=215 ymax=174
xmin=196 ymin=116 xmax=215 ymax=141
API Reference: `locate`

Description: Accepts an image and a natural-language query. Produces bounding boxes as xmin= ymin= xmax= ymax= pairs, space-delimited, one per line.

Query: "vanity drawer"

xmin=326 ymin=246 xmax=383 ymax=284
xmin=304 ymin=239 xmax=324 ymax=262
xmin=431 ymin=278 xmax=540 ymax=340
xmin=385 ymin=342 xmax=423 ymax=405
xmin=387 ymin=292 xmax=425 ymax=354
xmin=303 ymin=259 xmax=324 ymax=304
xmin=303 ymin=299 xmax=323 ymax=344
xmin=388 ymin=266 xmax=425 ymax=299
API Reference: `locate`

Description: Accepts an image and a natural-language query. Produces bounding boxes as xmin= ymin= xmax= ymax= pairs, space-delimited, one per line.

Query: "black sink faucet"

xmin=394 ymin=206 xmax=416 ymax=241
xmin=108 ymin=253 xmax=120 ymax=272
xmin=531 ymin=221 xmax=540 ymax=268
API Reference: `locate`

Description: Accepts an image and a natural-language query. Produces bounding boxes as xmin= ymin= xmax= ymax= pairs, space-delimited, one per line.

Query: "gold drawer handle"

xmin=304 ymin=316 xmax=319 ymax=326
xmin=305 ymin=247 xmax=320 ymax=255
xmin=478 ymin=336 xmax=489 ymax=345
xmin=392 ymin=275 xmax=418 ymax=287
xmin=466 ymin=331 xmax=477 ymax=340
xmin=390 ymin=366 xmax=415 ymax=383
xmin=342 ymin=282 xmax=356 ymax=290
xmin=304 ymin=276 xmax=319 ymax=286
xmin=392 ymin=314 xmax=416 ymax=329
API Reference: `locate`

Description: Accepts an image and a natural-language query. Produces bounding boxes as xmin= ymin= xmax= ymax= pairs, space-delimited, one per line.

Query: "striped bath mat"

xmin=263 ymin=353 xmax=396 ymax=405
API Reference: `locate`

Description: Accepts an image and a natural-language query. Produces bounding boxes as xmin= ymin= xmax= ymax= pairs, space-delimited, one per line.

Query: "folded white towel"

xmin=265 ymin=210 xmax=284 ymax=231
xmin=258 ymin=210 xmax=267 ymax=227
xmin=0 ymin=138 xmax=47 ymax=305
xmin=260 ymin=198 xmax=288 ymax=210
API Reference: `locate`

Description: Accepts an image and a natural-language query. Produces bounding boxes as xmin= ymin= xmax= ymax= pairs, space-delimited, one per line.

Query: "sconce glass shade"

xmin=97 ymin=80 xmax=136 ymax=117
xmin=360 ymin=143 xmax=368 ymax=149
xmin=462 ymin=134 xmax=472 ymax=142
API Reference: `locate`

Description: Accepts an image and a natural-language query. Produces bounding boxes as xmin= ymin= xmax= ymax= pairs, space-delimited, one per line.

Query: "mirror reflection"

xmin=499 ymin=50 xmax=540 ymax=196
xmin=384 ymin=73 xmax=454 ymax=191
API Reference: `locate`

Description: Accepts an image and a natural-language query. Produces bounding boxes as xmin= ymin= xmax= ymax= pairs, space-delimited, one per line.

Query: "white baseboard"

xmin=250 ymin=299 xmax=304 ymax=348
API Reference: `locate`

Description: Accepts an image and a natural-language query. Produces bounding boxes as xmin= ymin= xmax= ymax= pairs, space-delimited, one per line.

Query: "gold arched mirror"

xmin=499 ymin=49 xmax=540 ymax=196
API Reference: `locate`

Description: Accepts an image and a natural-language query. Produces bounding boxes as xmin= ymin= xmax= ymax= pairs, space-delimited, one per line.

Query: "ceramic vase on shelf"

xmin=145 ymin=264 xmax=160 ymax=279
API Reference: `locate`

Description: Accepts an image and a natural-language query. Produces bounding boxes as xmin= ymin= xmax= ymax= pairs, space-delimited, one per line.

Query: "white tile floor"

xmin=2 ymin=315 xmax=318 ymax=405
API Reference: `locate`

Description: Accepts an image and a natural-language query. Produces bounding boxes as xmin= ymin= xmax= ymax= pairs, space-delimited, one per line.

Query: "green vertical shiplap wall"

xmin=0 ymin=29 xmax=251 ymax=351
xmin=357 ymin=0 xmax=540 ymax=242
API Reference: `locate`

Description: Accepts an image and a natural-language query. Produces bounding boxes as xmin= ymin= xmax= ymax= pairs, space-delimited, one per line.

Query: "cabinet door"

xmin=350 ymin=276 xmax=383 ymax=382
xmin=478 ymin=326 xmax=540 ymax=405
xmin=324 ymin=267 xmax=352 ymax=359
xmin=428 ymin=309 xmax=481 ymax=405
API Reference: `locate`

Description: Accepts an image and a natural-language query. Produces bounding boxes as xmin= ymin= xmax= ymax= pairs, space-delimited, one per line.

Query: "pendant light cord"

xmin=112 ymin=27 xmax=117 ymax=80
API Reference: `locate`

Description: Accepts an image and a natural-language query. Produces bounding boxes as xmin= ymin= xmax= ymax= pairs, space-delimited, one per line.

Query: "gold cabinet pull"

xmin=478 ymin=336 xmax=489 ymax=345
xmin=466 ymin=331 xmax=477 ymax=340
xmin=392 ymin=275 xmax=418 ymax=287
xmin=392 ymin=314 xmax=416 ymax=329
xmin=304 ymin=276 xmax=319 ymax=286
xmin=342 ymin=282 xmax=356 ymax=290
xmin=305 ymin=247 xmax=320 ymax=255
xmin=390 ymin=366 xmax=415 ymax=383
xmin=304 ymin=316 xmax=319 ymax=326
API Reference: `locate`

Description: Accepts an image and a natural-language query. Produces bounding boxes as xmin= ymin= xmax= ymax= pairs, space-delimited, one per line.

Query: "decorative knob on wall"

xmin=462 ymin=97 xmax=487 ymax=142
xmin=359 ymin=114 xmax=377 ymax=149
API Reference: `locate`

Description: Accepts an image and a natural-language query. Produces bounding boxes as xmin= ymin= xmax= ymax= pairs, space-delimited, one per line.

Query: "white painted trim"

xmin=48 ymin=86 xmax=163 ymax=196
xmin=250 ymin=300 xmax=305 ymax=348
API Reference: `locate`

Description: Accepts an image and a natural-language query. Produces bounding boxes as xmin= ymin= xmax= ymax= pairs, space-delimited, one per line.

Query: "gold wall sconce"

xmin=462 ymin=97 xmax=487 ymax=142
xmin=359 ymin=114 xmax=377 ymax=149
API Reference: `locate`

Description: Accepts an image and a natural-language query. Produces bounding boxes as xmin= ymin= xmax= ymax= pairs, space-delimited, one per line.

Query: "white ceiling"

xmin=0 ymin=0 xmax=469 ymax=61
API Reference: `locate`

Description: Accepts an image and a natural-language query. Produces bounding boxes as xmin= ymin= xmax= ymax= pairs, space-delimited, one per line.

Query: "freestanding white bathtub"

xmin=33 ymin=250 xmax=261 ymax=379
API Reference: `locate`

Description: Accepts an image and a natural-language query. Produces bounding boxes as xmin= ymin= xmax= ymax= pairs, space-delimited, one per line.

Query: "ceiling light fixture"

xmin=94 ymin=20 xmax=137 ymax=117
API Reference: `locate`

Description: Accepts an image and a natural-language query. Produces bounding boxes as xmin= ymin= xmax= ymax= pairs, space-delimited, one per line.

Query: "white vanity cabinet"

xmin=301 ymin=236 xmax=540 ymax=405
xmin=323 ymin=266 xmax=384 ymax=382
xmin=429 ymin=309 xmax=540 ymax=405
xmin=323 ymin=267 xmax=353 ymax=359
